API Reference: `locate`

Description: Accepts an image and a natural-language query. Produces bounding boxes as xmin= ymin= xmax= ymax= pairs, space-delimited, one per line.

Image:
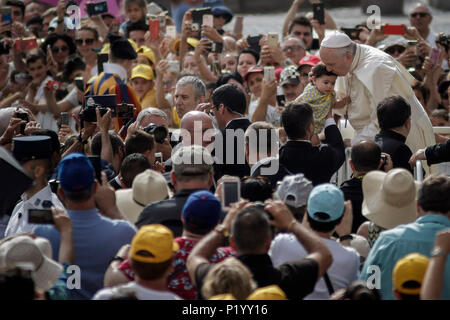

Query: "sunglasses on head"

xmin=75 ymin=38 xmax=94 ymax=46
xmin=410 ymin=12 xmax=429 ymax=18
xmin=385 ymin=46 xmax=405 ymax=55
xmin=52 ymin=46 xmax=69 ymax=53
xmin=282 ymin=45 xmax=302 ymax=52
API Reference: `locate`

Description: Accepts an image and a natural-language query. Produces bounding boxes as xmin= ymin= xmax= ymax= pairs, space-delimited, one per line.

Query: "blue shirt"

xmin=35 ymin=208 xmax=136 ymax=300
xmin=360 ymin=214 xmax=450 ymax=300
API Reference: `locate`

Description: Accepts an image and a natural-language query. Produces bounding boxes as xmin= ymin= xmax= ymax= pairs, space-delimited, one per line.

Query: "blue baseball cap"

xmin=182 ymin=190 xmax=221 ymax=230
xmin=211 ymin=6 xmax=233 ymax=24
xmin=58 ymin=153 xmax=95 ymax=192
xmin=307 ymin=184 xmax=345 ymax=222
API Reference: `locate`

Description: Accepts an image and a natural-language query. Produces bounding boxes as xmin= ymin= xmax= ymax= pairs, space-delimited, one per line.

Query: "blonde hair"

xmin=201 ymin=257 xmax=257 ymax=300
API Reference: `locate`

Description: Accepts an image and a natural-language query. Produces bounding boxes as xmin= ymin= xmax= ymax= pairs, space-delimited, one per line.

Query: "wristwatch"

xmin=214 ymin=224 xmax=229 ymax=238
xmin=430 ymin=247 xmax=447 ymax=258
xmin=77 ymin=133 xmax=88 ymax=145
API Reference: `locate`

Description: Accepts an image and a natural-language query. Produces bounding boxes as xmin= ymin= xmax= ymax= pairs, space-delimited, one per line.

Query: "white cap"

xmin=0 ymin=236 xmax=63 ymax=292
xmin=321 ymin=31 xmax=353 ymax=48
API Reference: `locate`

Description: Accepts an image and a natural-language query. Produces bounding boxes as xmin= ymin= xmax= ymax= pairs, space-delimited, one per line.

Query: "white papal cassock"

xmin=333 ymin=43 xmax=436 ymax=172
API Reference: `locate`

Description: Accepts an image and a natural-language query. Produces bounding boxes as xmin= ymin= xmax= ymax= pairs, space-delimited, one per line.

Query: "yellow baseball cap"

xmin=130 ymin=225 xmax=179 ymax=263
xmin=209 ymin=294 xmax=236 ymax=300
xmin=187 ymin=37 xmax=199 ymax=48
xmin=247 ymin=285 xmax=287 ymax=300
xmin=130 ymin=64 xmax=154 ymax=81
xmin=137 ymin=46 xmax=155 ymax=65
xmin=393 ymin=253 xmax=429 ymax=295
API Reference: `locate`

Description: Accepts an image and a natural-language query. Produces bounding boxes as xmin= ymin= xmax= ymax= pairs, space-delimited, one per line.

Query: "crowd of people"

xmin=0 ymin=0 xmax=449 ymax=301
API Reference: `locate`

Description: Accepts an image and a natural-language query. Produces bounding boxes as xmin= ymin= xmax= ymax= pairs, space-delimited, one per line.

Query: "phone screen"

xmin=28 ymin=209 xmax=54 ymax=224
xmin=223 ymin=181 xmax=240 ymax=207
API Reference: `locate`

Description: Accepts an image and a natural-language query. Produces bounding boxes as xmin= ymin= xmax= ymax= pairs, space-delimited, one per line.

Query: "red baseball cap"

xmin=298 ymin=55 xmax=321 ymax=68
xmin=244 ymin=65 xmax=264 ymax=82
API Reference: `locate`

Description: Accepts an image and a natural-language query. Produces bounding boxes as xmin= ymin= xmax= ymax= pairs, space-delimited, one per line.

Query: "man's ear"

xmin=229 ymin=235 xmax=236 ymax=250
xmin=170 ymin=171 xmax=177 ymax=188
xmin=349 ymin=159 xmax=355 ymax=172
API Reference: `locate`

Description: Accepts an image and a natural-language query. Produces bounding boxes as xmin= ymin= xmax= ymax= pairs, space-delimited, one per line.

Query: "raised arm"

xmin=186 ymin=200 xmax=249 ymax=286
xmin=420 ymin=230 xmax=450 ymax=300
xmin=265 ymin=199 xmax=333 ymax=279
xmin=283 ymin=0 xmax=305 ymax=38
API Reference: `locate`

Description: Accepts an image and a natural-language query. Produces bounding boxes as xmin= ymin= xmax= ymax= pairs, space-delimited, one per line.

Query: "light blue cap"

xmin=307 ymin=183 xmax=345 ymax=222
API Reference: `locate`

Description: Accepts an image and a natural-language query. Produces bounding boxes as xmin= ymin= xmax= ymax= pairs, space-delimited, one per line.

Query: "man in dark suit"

xmin=211 ymin=84 xmax=251 ymax=181
xmin=409 ymin=138 xmax=450 ymax=167
xmin=374 ymin=96 xmax=414 ymax=175
xmin=279 ymin=102 xmax=345 ymax=186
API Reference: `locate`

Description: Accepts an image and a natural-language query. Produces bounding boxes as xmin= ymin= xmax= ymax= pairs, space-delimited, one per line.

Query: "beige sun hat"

xmin=0 ymin=236 xmax=62 ymax=292
xmin=362 ymin=168 xmax=421 ymax=230
xmin=116 ymin=169 xmax=171 ymax=223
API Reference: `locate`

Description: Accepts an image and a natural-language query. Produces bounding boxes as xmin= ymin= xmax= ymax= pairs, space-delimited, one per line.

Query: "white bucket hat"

xmin=362 ymin=168 xmax=420 ymax=230
xmin=0 ymin=236 xmax=62 ymax=292
xmin=116 ymin=169 xmax=171 ymax=223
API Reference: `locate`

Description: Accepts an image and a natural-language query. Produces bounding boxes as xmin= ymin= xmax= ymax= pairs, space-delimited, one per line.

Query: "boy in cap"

xmin=34 ymin=153 xmax=136 ymax=300
xmin=85 ymin=34 xmax=142 ymax=138
xmin=93 ymin=224 xmax=181 ymax=300
xmin=393 ymin=253 xmax=429 ymax=300
xmin=4 ymin=136 xmax=64 ymax=237
xmin=168 ymin=190 xmax=234 ymax=299
xmin=269 ymin=183 xmax=360 ymax=300
xmin=130 ymin=64 xmax=157 ymax=109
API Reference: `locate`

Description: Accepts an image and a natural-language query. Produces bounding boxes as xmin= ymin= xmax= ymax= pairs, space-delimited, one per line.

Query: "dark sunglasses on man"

xmin=385 ymin=46 xmax=405 ymax=55
xmin=410 ymin=12 xmax=429 ymax=18
xmin=75 ymin=38 xmax=95 ymax=46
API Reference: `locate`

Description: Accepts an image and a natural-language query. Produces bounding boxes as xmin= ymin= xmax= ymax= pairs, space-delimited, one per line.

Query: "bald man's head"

xmin=181 ymin=111 xmax=215 ymax=148
xmin=350 ymin=140 xmax=382 ymax=172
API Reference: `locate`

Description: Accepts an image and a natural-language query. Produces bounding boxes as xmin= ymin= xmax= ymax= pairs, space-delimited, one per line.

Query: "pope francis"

xmin=319 ymin=32 xmax=436 ymax=172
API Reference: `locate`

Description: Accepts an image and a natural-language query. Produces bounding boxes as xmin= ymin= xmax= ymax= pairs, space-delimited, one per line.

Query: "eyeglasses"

xmin=282 ymin=45 xmax=302 ymax=52
xmin=75 ymin=38 xmax=95 ymax=46
xmin=52 ymin=46 xmax=69 ymax=53
xmin=410 ymin=12 xmax=429 ymax=18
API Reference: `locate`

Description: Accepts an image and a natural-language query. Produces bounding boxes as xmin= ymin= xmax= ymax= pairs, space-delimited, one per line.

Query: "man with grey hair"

xmin=137 ymin=107 xmax=169 ymax=128
xmin=319 ymin=31 xmax=435 ymax=172
xmin=174 ymin=76 xmax=206 ymax=128
xmin=282 ymin=36 xmax=307 ymax=66
xmin=133 ymin=107 xmax=173 ymax=161
xmin=409 ymin=3 xmax=436 ymax=46
xmin=135 ymin=145 xmax=215 ymax=237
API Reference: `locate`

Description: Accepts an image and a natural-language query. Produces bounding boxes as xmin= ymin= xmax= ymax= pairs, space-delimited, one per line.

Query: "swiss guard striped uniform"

xmin=85 ymin=66 xmax=142 ymax=139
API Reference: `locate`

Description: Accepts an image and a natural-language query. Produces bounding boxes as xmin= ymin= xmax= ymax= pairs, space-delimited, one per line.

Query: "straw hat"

xmin=116 ymin=169 xmax=171 ymax=224
xmin=362 ymin=168 xmax=420 ymax=230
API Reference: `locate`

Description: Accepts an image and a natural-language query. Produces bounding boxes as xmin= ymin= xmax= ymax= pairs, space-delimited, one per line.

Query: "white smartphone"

xmin=264 ymin=66 xmax=275 ymax=82
xmin=154 ymin=152 xmax=163 ymax=163
xmin=267 ymin=32 xmax=279 ymax=48
xmin=166 ymin=25 xmax=176 ymax=38
xmin=221 ymin=176 xmax=241 ymax=208
xmin=202 ymin=14 xmax=214 ymax=28
xmin=168 ymin=60 xmax=180 ymax=73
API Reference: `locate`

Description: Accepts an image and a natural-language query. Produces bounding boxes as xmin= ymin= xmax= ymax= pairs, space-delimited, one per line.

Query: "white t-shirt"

xmin=93 ymin=282 xmax=182 ymax=300
xmin=269 ymin=233 xmax=360 ymax=300
xmin=248 ymin=99 xmax=280 ymax=126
